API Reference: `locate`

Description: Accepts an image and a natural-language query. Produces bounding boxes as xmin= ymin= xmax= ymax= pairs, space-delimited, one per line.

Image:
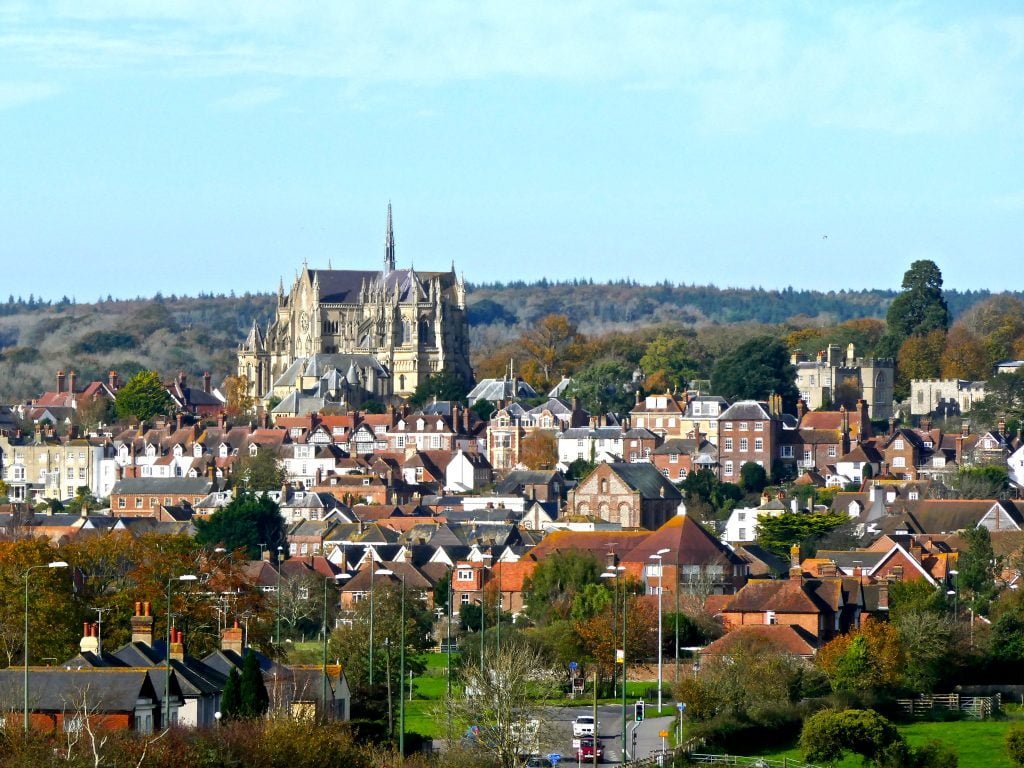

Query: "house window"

xmin=737 ymin=512 xmax=746 ymax=521
xmin=765 ymin=611 xmax=777 ymax=625
xmin=781 ymin=445 xmax=793 ymax=458
xmin=724 ymin=438 xmax=733 ymax=451
xmin=669 ymin=453 xmax=678 ymax=464
xmin=891 ymin=565 xmax=904 ymax=581
xmin=739 ymin=422 xmax=749 ymax=431
xmin=457 ymin=569 xmax=474 ymax=581
xmin=396 ymin=436 xmax=405 ymax=448
xmin=754 ymin=422 xmax=764 ymax=431
xmin=461 ymin=593 xmax=470 ymax=605
xmin=723 ymin=422 xmax=733 ymax=431
xmin=118 ymin=498 xmax=126 ymax=509
xmin=738 ymin=528 xmax=747 ymax=540
xmin=893 ymin=457 xmax=906 ymax=468
xmin=135 ymin=497 xmax=143 ymax=509
xmin=661 ymin=469 xmax=669 ymax=477
xmin=739 ymin=438 xmax=748 ymax=451
xmin=894 ymin=439 xmax=904 ymax=450
xmin=724 ymin=461 xmax=734 ymax=476
xmin=678 ymin=469 xmax=686 ymax=479
xmin=754 ymin=438 xmax=764 ymax=452
xmin=828 ymin=446 xmax=837 ymax=458
xmin=803 ymin=451 xmax=812 ymax=464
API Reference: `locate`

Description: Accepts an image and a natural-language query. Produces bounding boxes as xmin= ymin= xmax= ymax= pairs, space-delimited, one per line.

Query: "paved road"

xmin=542 ymin=703 xmax=678 ymax=764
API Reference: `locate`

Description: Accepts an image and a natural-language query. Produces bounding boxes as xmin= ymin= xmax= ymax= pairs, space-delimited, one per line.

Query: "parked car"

xmin=525 ymin=758 xmax=553 ymax=768
xmin=573 ymin=715 xmax=598 ymax=738
xmin=576 ymin=737 xmax=604 ymax=762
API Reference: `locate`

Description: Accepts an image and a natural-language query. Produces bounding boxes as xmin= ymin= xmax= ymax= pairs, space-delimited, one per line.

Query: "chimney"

xmin=203 ymin=371 xmax=211 ymax=394
xmin=961 ymin=419 xmax=970 ymax=438
xmin=56 ymin=370 xmax=66 ymax=393
xmin=131 ymin=601 xmax=155 ymax=646
xmin=176 ymin=413 xmax=184 ymax=431
xmin=998 ymin=416 xmax=1007 ymax=435
xmin=109 ymin=370 xmax=119 ymax=391
xmin=789 ymin=544 xmax=802 ymax=577
xmin=207 ymin=462 xmax=216 ymax=481
xmin=796 ymin=399 xmax=806 ymax=420
xmin=888 ymin=417 xmax=895 ymax=436
xmin=878 ymin=583 xmax=889 ymax=610
xmin=177 ymin=371 xmax=187 ymax=387
xmin=169 ymin=628 xmax=185 ymax=661
xmin=68 ymin=370 xmax=77 ymax=394
xmin=857 ymin=399 xmax=869 ymax=440
xmin=921 ymin=416 xmax=932 ymax=433
xmin=79 ymin=622 xmax=99 ymax=654
xmin=221 ymin=620 xmax=244 ymax=655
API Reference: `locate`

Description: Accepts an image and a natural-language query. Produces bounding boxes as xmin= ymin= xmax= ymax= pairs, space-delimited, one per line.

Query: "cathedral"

xmin=238 ymin=206 xmax=472 ymax=408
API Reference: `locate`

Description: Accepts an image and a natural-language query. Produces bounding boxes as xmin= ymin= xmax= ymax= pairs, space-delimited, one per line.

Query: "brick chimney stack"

xmin=203 ymin=371 xmax=211 ymax=394
xmin=68 ymin=370 xmax=77 ymax=394
xmin=796 ymin=398 xmax=807 ymax=420
xmin=109 ymin=370 xmax=119 ymax=391
xmin=221 ymin=620 xmax=244 ymax=655
xmin=131 ymin=601 xmax=155 ymax=646
xmin=169 ymin=627 xmax=185 ymax=661
xmin=56 ymin=370 xmax=66 ymax=393
xmin=79 ymin=622 xmax=100 ymax=654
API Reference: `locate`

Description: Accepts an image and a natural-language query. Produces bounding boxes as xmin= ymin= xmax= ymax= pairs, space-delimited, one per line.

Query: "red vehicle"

xmin=576 ymin=737 xmax=604 ymax=762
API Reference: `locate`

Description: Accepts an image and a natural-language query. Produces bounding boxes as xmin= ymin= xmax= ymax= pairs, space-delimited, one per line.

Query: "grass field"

xmin=737 ymin=720 xmax=1017 ymax=768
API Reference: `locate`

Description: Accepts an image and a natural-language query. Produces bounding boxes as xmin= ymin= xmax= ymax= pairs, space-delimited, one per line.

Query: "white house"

xmin=444 ymin=449 xmax=493 ymax=493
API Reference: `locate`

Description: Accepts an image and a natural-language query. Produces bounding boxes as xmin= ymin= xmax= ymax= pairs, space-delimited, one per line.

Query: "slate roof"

xmin=718 ymin=400 xmax=772 ymax=421
xmin=467 ymin=378 xmax=539 ymax=403
xmin=110 ymin=477 xmax=221 ymax=495
xmin=495 ymin=470 xmax=561 ymax=494
xmin=607 ymin=463 xmax=682 ymax=500
xmin=0 ymin=668 xmax=169 ymax=711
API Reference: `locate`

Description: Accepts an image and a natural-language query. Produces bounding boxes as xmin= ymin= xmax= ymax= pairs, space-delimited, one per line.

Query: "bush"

xmin=1008 ymin=725 xmax=1024 ymax=767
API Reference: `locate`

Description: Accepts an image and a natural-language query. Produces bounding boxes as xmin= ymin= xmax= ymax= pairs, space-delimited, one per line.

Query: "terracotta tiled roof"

xmin=723 ymin=578 xmax=830 ymax=615
xmin=529 ymin=529 xmax=648 ymax=561
xmin=491 ymin=560 xmax=537 ymax=592
xmin=702 ymin=624 xmax=819 ymax=656
xmin=624 ymin=514 xmax=744 ymax=566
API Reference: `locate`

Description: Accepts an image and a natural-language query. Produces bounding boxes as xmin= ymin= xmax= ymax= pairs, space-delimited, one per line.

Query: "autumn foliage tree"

xmin=941 ymin=326 xmax=990 ymax=380
xmin=520 ymin=314 xmax=585 ymax=389
xmin=816 ymin=617 xmax=905 ymax=694
xmin=519 ymin=429 xmax=558 ymax=470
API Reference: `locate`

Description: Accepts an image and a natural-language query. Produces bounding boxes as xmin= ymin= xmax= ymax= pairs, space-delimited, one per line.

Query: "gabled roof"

xmin=701 ymin=624 xmax=818 ymax=657
xmin=722 ymin=578 xmax=833 ymax=615
xmin=0 ymin=668 xmax=167 ymax=711
xmin=606 ymin=463 xmax=682 ymax=500
xmin=718 ymin=400 xmax=772 ymax=421
xmin=624 ymin=514 xmax=743 ymax=566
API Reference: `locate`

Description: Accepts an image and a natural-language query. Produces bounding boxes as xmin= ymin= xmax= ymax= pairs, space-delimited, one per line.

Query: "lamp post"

xmin=601 ymin=565 xmax=625 ymax=697
xmin=650 ymin=548 xmax=670 ymax=712
xmin=369 ymin=561 xmax=376 ymax=687
xmin=323 ymin=573 xmax=349 ymax=720
xmin=949 ymin=569 xmax=959 ymax=618
xmin=446 ymin=564 xmax=453 ymax=744
xmin=399 ymin=572 xmax=406 ymax=759
xmin=602 ymin=564 xmax=628 ymax=765
xmin=165 ymin=573 xmax=197 ymax=728
xmin=23 ymin=561 xmax=68 ymax=731
xmin=276 ymin=546 xmax=284 ymax=645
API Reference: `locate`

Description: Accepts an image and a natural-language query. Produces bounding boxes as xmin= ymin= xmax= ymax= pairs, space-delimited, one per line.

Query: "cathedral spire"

xmin=384 ymin=202 xmax=395 ymax=276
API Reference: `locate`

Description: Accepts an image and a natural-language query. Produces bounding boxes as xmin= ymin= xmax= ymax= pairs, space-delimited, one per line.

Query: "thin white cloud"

xmin=0 ymin=81 xmax=59 ymax=109
xmin=213 ymin=85 xmax=283 ymax=111
xmin=1 ymin=3 xmax=1021 ymax=133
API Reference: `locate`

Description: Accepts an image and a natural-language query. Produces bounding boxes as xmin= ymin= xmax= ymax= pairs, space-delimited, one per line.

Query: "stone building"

xmin=792 ymin=343 xmax=894 ymax=420
xmin=238 ymin=205 xmax=472 ymax=403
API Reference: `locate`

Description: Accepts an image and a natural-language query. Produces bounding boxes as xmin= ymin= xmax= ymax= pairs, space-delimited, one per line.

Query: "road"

xmin=541 ymin=703 xmax=677 ymax=765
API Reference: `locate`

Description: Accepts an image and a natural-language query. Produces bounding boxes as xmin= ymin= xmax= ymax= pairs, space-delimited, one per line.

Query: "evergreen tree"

xmin=194 ymin=490 xmax=286 ymax=559
xmin=239 ymin=651 xmax=270 ymax=718
xmin=114 ymin=369 xmax=174 ymax=422
xmin=221 ymin=667 xmax=242 ymax=720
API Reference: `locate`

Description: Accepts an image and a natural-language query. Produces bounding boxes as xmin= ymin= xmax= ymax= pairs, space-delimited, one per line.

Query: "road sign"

xmin=548 ymin=753 xmax=562 ymax=765
xmin=615 ymin=649 xmax=624 ymax=663
xmin=676 ymin=702 xmax=686 ymax=712
xmin=659 ymin=730 xmax=668 ymax=738
xmin=569 ymin=661 xmax=578 ymax=671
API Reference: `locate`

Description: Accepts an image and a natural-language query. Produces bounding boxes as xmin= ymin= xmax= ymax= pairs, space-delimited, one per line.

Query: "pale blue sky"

xmin=1 ymin=2 xmax=1022 ymax=300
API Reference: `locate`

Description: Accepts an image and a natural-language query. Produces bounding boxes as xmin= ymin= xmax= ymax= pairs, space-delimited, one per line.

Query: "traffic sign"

xmin=569 ymin=661 xmax=578 ymax=671
xmin=658 ymin=730 xmax=669 ymax=738
xmin=548 ymin=753 xmax=562 ymax=765
xmin=676 ymin=702 xmax=686 ymax=711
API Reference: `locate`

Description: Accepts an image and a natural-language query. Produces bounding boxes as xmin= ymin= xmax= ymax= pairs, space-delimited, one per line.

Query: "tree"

xmin=223 ymin=375 xmax=255 ymax=417
xmin=407 ymin=368 xmax=469 ymax=407
xmin=114 ymin=370 xmax=174 ymax=422
xmin=566 ymin=358 xmax=635 ymax=416
xmin=958 ymin=525 xmax=999 ymax=613
xmin=897 ymin=330 xmax=946 ymax=392
xmin=1008 ymin=726 xmax=1024 ymax=768
xmin=755 ymin=511 xmax=848 ymax=559
xmin=523 ymin=549 xmax=605 ymax=625
xmin=941 ymin=326 xmax=990 ymax=381
xmin=738 ymin=462 xmax=768 ymax=494
xmin=800 ymin=709 xmax=905 ymax=767
xmin=239 ymin=650 xmax=270 ymax=718
xmin=234 ymin=449 xmax=286 ymax=492
xmin=711 ymin=336 xmax=799 ymax=413
xmin=566 ymin=458 xmax=597 ymax=481
xmin=885 ymin=260 xmax=950 ymax=342
xmin=817 ymin=620 xmax=905 ymax=694
xmin=949 ymin=465 xmax=1009 ymax=499
xmin=520 ymin=314 xmax=585 ymax=388
xmin=194 ymin=491 xmax=286 ymax=560
xmin=73 ymin=395 xmax=114 ymax=431
xmin=574 ymin=594 xmax=658 ymax=676
xmin=968 ymin=370 xmax=1024 ymax=430
xmin=519 ymin=430 xmax=558 ymax=470
xmin=639 ymin=331 xmax=707 ymax=391
xmin=959 ymin=293 xmax=1024 ymax=365
xmin=221 ymin=667 xmax=242 ymax=720
xmin=443 ymin=640 xmax=562 ymax=768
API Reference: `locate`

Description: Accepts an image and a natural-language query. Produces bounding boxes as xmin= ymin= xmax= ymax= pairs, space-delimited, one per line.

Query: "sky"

xmin=1 ymin=1 xmax=1022 ymax=301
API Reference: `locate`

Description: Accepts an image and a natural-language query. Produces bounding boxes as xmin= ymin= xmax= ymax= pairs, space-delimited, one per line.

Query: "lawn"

xmin=737 ymin=719 xmax=1017 ymax=768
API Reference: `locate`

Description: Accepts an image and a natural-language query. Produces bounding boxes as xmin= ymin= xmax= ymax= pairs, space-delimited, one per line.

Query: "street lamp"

xmin=369 ymin=564 xmax=391 ymax=688
xmin=375 ymin=568 xmax=403 ymax=753
xmin=323 ymin=573 xmax=349 ymax=720
xmin=276 ymin=546 xmax=284 ymax=645
xmin=24 ymin=561 xmax=68 ymax=731
xmin=949 ymin=569 xmax=959 ymax=617
xmin=602 ymin=565 xmax=628 ymax=765
xmin=601 ymin=565 xmax=625 ymax=697
xmin=165 ymin=574 xmax=198 ymax=728
xmin=650 ymin=548 xmax=670 ymax=712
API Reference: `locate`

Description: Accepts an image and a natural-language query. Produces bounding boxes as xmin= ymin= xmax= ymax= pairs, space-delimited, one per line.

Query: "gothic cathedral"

xmin=238 ymin=205 xmax=472 ymax=404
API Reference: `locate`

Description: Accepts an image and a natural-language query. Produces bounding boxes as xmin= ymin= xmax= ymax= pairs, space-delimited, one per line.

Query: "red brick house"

xmin=566 ymin=462 xmax=682 ymax=529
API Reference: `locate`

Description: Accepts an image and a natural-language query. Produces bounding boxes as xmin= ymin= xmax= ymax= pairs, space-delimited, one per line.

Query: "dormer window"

xmin=173 ymin=445 xmax=183 ymax=457
xmin=193 ymin=444 xmax=203 ymax=457
xmin=219 ymin=444 xmax=228 ymax=458
xmin=457 ymin=568 xmax=474 ymax=581
xmin=249 ymin=444 xmax=259 ymax=456
xmin=436 ymin=420 xmax=444 ymax=430
xmin=146 ymin=445 xmax=155 ymax=457
xmin=416 ymin=419 xmax=425 ymax=431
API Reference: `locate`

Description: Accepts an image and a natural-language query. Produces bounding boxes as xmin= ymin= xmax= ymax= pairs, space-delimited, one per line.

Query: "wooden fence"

xmin=896 ymin=692 xmax=1001 ymax=719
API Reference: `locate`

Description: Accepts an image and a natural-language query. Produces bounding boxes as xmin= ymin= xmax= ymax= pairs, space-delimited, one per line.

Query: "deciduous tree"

xmin=234 ymin=449 xmax=286 ymax=492
xmin=519 ymin=430 xmax=558 ymax=470
xmin=520 ymin=314 xmax=585 ymax=388
xmin=941 ymin=326 xmax=990 ymax=380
